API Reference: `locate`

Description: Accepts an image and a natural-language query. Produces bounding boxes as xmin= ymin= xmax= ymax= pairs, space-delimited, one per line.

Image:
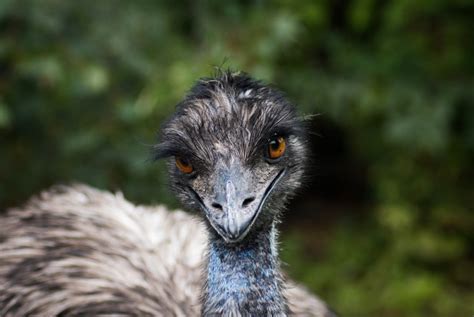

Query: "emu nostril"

xmin=241 ymin=197 xmax=255 ymax=208
xmin=211 ymin=202 xmax=223 ymax=211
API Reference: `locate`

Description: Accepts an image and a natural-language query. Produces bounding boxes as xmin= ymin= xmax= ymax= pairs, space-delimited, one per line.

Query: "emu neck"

xmin=202 ymin=224 xmax=287 ymax=316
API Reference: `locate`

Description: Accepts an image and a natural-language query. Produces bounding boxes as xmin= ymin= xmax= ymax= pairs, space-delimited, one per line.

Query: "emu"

xmin=0 ymin=72 xmax=335 ymax=316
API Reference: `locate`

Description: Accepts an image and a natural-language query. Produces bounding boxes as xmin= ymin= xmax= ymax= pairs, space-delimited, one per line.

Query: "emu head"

xmin=155 ymin=72 xmax=308 ymax=243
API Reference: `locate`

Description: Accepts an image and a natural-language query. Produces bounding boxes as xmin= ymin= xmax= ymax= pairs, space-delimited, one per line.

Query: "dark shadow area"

xmin=287 ymin=116 xmax=371 ymax=225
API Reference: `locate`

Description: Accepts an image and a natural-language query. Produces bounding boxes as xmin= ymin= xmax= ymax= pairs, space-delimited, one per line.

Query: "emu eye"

xmin=267 ymin=136 xmax=286 ymax=160
xmin=175 ymin=157 xmax=193 ymax=174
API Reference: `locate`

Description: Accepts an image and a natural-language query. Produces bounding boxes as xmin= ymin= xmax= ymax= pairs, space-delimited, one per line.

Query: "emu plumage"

xmin=0 ymin=72 xmax=334 ymax=316
xmin=0 ymin=186 xmax=331 ymax=316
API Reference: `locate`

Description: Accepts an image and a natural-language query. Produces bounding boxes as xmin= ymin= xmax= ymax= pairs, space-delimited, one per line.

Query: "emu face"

xmin=155 ymin=74 xmax=307 ymax=243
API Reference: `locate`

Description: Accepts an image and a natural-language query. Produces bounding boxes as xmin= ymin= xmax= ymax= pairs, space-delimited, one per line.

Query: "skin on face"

xmin=187 ymin=147 xmax=286 ymax=242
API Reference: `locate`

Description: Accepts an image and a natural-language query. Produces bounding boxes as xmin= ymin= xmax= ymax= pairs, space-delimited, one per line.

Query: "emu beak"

xmin=202 ymin=168 xmax=286 ymax=243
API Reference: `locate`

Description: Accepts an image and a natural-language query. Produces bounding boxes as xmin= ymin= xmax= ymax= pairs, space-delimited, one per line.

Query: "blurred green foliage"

xmin=0 ymin=1 xmax=473 ymax=316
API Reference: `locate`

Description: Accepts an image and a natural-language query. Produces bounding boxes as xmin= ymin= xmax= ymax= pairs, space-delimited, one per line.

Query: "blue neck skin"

xmin=202 ymin=224 xmax=287 ymax=316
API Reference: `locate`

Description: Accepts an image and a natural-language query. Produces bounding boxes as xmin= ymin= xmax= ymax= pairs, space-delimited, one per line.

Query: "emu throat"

xmin=202 ymin=224 xmax=288 ymax=316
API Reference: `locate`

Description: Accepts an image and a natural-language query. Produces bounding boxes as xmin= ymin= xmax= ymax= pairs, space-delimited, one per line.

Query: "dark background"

xmin=1 ymin=1 xmax=473 ymax=316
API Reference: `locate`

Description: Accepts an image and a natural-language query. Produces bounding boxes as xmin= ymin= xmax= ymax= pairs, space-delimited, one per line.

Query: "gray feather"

xmin=0 ymin=185 xmax=332 ymax=316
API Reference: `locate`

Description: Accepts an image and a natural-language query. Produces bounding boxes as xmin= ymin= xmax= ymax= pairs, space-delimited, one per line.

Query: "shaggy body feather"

xmin=0 ymin=185 xmax=332 ymax=316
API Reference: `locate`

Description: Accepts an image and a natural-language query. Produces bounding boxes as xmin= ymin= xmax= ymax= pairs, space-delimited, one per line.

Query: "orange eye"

xmin=175 ymin=157 xmax=193 ymax=174
xmin=268 ymin=136 xmax=286 ymax=160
